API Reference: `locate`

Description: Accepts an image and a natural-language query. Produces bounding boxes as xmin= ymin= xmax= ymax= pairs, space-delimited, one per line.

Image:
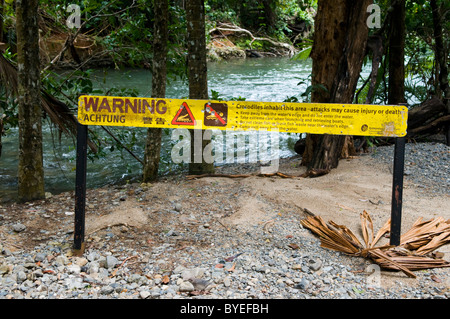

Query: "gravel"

xmin=370 ymin=141 xmax=449 ymax=196
xmin=0 ymin=141 xmax=449 ymax=300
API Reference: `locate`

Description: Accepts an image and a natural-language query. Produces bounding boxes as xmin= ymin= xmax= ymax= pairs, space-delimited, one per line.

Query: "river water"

xmin=1 ymin=57 xmax=317 ymax=202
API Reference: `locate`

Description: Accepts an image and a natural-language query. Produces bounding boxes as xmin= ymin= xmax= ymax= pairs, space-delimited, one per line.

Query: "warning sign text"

xmin=78 ymin=95 xmax=408 ymax=137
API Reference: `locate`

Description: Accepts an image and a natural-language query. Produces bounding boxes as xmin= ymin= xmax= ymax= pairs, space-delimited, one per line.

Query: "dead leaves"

xmin=226 ymin=262 xmax=236 ymax=272
xmin=162 ymin=275 xmax=170 ymax=284
xmin=400 ymin=216 xmax=450 ymax=255
xmin=301 ymin=211 xmax=450 ymax=278
xmin=214 ymin=262 xmax=236 ymax=272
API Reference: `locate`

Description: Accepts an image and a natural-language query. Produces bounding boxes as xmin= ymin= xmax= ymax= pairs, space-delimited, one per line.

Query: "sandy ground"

xmin=1 ymin=153 xmax=449 ymax=290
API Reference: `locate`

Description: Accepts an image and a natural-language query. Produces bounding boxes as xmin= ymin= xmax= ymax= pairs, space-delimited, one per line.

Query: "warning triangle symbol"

xmin=171 ymin=102 xmax=196 ymax=126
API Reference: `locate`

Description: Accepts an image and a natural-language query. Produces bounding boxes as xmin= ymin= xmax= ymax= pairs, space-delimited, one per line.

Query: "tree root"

xmin=209 ymin=22 xmax=297 ymax=57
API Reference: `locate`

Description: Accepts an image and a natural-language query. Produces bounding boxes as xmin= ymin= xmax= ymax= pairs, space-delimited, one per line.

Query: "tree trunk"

xmin=260 ymin=0 xmax=277 ymax=30
xmin=430 ymin=0 xmax=450 ymax=145
xmin=0 ymin=113 xmax=3 ymax=157
xmin=143 ymin=0 xmax=168 ymax=182
xmin=0 ymin=0 xmax=4 ymax=43
xmin=301 ymin=0 xmax=372 ymax=175
xmin=186 ymin=0 xmax=214 ymax=175
xmin=16 ymin=0 xmax=45 ymax=201
xmin=0 ymin=0 xmax=3 ymax=157
xmin=388 ymin=0 xmax=406 ymax=106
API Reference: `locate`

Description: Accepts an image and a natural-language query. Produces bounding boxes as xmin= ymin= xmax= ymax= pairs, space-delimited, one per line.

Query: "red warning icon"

xmin=171 ymin=102 xmax=196 ymax=126
xmin=204 ymin=102 xmax=228 ymax=127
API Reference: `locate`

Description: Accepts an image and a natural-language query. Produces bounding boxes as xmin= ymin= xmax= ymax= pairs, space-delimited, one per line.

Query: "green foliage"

xmin=294 ymin=73 xmax=328 ymax=103
xmin=205 ymin=0 xmax=240 ymax=25
xmin=1 ymin=0 xmax=447 ymax=181
xmin=403 ymin=0 xmax=449 ymax=103
xmin=292 ymin=39 xmax=313 ymax=60
xmin=276 ymin=0 xmax=316 ymax=29
xmin=353 ymin=0 xmax=450 ymax=106
xmin=1 ymin=0 xmax=189 ymax=172
xmin=42 ymin=69 xmax=101 ymax=102
xmin=205 ymin=0 xmax=316 ymax=40
xmin=210 ymin=89 xmax=246 ymax=101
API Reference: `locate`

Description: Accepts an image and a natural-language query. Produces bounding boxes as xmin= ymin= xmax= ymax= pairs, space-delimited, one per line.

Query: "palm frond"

xmin=0 ymin=54 xmax=19 ymax=95
xmin=301 ymin=211 xmax=450 ymax=278
xmin=0 ymin=53 xmax=97 ymax=152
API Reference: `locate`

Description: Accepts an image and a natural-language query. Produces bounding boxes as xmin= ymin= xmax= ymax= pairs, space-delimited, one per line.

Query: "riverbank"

xmin=0 ymin=140 xmax=449 ymax=300
xmin=0 ymin=57 xmax=315 ymax=204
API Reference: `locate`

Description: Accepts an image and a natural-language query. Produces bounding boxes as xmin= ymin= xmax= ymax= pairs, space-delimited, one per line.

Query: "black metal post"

xmin=390 ymin=136 xmax=406 ymax=246
xmin=74 ymin=122 xmax=88 ymax=253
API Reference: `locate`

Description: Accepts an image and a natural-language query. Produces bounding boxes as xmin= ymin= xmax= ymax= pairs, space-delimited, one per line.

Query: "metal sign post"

xmin=390 ymin=136 xmax=406 ymax=246
xmin=72 ymin=96 xmax=408 ymax=254
xmin=73 ymin=122 xmax=87 ymax=253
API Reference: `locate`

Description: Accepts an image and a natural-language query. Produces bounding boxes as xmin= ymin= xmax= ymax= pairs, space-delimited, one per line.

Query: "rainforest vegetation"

xmin=0 ymin=0 xmax=448 ymax=202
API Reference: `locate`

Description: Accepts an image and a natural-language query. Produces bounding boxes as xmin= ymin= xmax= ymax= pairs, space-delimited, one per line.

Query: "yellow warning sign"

xmin=77 ymin=95 xmax=408 ymax=137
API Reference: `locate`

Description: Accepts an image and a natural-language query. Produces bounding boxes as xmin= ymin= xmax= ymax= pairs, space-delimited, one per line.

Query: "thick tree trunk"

xmin=430 ymin=0 xmax=450 ymax=145
xmin=388 ymin=0 xmax=406 ymax=106
xmin=186 ymin=0 xmax=214 ymax=175
xmin=0 ymin=0 xmax=4 ymax=43
xmin=143 ymin=0 xmax=168 ymax=182
xmin=0 ymin=0 xmax=3 ymax=157
xmin=16 ymin=0 xmax=45 ymax=201
xmin=301 ymin=0 xmax=372 ymax=174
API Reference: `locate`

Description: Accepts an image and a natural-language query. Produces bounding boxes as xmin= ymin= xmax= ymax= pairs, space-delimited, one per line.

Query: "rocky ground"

xmin=0 ymin=139 xmax=449 ymax=301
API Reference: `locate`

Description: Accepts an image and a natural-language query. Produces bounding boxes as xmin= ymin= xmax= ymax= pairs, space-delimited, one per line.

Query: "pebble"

xmin=105 ymin=256 xmax=119 ymax=269
xmin=140 ymin=290 xmax=151 ymax=299
xmin=179 ymin=281 xmax=195 ymax=292
xmin=11 ymin=223 xmax=26 ymax=233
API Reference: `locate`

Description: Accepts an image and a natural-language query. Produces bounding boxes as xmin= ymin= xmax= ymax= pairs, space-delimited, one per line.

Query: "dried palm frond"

xmin=0 ymin=54 xmax=19 ymax=95
xmin=40 ymin=90 xmax=97 ymax=152
xmin=301 ymin=210 xmax=450 ymax=278
xmin=360 ymin=210 xmax=374 ymax=248
xmin=371 ymin=218 xmax=391 ymax=248
xmin=369 ymin=248 xmax=417 ymax=278
xmin=416 ymin=230 xmax=450 ymax=256
xmin=300 ymin=215 xmax=362 ymax=255
xmin=400 ymin=216 xmax=450 ymax=252
xmin=0 ymin=52 xmax=97 ymax=152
